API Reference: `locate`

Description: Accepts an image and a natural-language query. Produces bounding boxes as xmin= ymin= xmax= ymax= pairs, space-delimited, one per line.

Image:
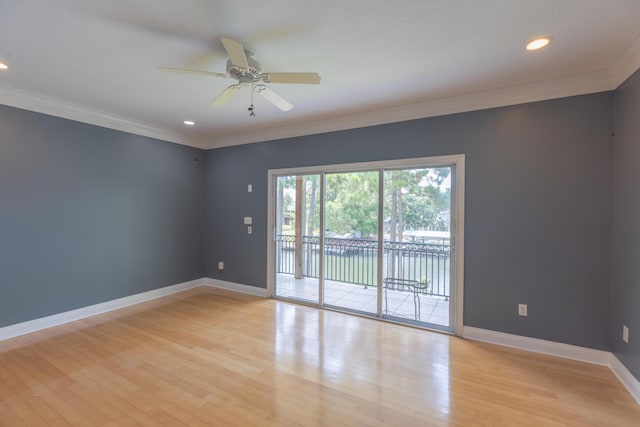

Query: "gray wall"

xmin=0 ymin=90 xmax=619 ymax=355
xmin=0 ymin=105 xmax=205 ymax=327
xmin=205 ymin=93 xmax=613 ymax=350
xmin=611 ymin=68 xmax=640 ymax=378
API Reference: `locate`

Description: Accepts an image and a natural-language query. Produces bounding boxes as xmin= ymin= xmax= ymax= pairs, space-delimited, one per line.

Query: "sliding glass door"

xmin=269 ymin=157 xmax=461 ymax=333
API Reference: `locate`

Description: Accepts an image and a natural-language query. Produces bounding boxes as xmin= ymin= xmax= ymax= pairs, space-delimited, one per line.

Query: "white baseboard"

xmin=462 ymin=326 xmax=611 ymax=365
xmin=463 ymin=326 xmax=640 ymax=405
xmin=204 ymin=278 xmax=269 ymax=297
xmin=0 ymin=278 xmax=205 ymax=341
xmin=609 ymin=353 xmax=640 ymax=405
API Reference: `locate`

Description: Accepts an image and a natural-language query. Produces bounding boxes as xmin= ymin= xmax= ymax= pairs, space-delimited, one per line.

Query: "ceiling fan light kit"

xmin=160 ymin=37 xmax=320 ymax=115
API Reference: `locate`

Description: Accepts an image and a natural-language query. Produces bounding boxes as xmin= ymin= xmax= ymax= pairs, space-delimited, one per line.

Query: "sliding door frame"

xmin=266 ymin=154 xmax=465 ymax=335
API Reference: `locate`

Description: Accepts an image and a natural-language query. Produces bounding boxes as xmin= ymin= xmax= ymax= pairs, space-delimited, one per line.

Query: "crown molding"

xmin=608 ymin=32 xmax=640 ymax=88
xmin=1 ymin=65 xmax=626 ymax=152
xmin=0 ymin=85 xmax=204 ymax=149
xmin=203 ymin=70 xmax=615 ymax=149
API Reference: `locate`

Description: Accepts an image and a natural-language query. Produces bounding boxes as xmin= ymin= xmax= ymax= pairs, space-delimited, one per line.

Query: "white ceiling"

xmin=1 ymin=0 xmax=639 ymax=149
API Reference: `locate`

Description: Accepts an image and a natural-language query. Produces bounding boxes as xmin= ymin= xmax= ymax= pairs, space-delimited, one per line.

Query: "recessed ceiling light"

xmin=0 ymin=61 xmax=8 ymax=70
xmin=526 ymin=37 xmax=551 ymax=51
xmin=183 ymin=120 xmax=195 ymax=126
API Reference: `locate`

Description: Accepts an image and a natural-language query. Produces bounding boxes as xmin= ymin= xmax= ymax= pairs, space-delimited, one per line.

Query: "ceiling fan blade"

xmin=254 ymin=84 xmax=293 ymax=111
xmin=220 ymin=37 xmax=249 ymax=69
xmin=211 ymin=84 xmax=242 ymax=107
xmin=261 ymin=72 xmax=321 ymax=84
xmin=158 ymin=67 xmax=229 ymax=79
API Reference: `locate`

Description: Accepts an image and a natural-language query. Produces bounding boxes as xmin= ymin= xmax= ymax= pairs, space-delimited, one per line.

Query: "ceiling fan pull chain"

xmin=249 ymin=82 xmax=256 ymax=117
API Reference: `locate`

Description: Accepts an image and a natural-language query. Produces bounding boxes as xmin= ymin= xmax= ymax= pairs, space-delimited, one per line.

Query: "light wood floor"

xmin=1 ymin=287 xmax=638 ymax=426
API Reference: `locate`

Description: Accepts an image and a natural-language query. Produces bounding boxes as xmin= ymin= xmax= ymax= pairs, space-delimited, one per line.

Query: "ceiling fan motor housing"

xmin=227 ymin=53 xmax=263 ymax=85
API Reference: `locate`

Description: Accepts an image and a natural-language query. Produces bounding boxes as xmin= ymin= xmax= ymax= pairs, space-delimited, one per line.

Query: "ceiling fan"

xmin=159 ymin=37 xmax=321 ymax=115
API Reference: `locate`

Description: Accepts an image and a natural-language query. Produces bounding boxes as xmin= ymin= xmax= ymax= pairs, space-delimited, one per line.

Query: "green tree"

xmin=279 ymin=168 xmax=450 ymax=240
xmin=385 ymin=167 xmax=450 ymax=237
xmin=325 ymin=172 xmax=379 ymax=237
xmin=384 ymin=167 xmax=450 ymax=278
xmin=397 ymin=168 xmax=450 ymax=232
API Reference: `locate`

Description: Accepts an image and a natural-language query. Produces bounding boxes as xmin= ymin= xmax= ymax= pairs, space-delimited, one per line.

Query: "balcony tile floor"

xmin=275 ymin=274 xmax=450 ymax=327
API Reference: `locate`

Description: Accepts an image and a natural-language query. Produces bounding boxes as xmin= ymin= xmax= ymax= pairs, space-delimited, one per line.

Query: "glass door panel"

xmin=274 ymin=174 xmax=321 ymax=304
xmin=382 ymin=167 xmax=452 ymax=328
xmin=323 ymin=171 xmax=379 ymax=314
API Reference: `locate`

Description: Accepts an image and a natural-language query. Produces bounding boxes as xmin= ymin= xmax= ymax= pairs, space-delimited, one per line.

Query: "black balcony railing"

xmin=275 ymin=235 xmax=450 ymax=299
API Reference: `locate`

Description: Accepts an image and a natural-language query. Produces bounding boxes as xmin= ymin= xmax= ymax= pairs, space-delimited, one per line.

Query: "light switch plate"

xmin=518 ymin=304 xmax=527 ymax=316
xmin=244 ymin=216 xmax=252 ymax=225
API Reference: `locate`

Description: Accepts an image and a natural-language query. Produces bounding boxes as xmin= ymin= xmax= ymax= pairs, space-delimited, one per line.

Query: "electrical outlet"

xmin=623 ymin=325 xmax=629 ymax=343
xmin=217 ymin=261 xmax=224 ymax=270
xmin=247 ymin=226 xmax=252 ymax=235
xmin=248 ymin=184 xmax=252 ymax=192
xmin=518 ymin=304 xmax=528 ymax=316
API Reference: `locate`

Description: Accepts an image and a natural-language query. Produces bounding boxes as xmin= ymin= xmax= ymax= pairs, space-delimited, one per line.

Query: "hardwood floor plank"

xmin=0 ymin=286 xmax=638 ymax=426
